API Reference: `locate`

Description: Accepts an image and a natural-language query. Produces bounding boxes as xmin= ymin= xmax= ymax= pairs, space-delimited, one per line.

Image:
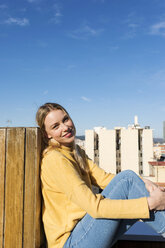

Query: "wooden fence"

xmin=0 ymin=127 xmax=46 ymax=248
xmin=0 ymin=127 xmax=165 ymax=248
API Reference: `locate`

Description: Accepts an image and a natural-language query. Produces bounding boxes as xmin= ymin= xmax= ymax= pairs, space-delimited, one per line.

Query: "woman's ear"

xmin=47 ymin=133 xmax=52 ymax=139
xmin=43 ymin=130 xmax=51 ymax=139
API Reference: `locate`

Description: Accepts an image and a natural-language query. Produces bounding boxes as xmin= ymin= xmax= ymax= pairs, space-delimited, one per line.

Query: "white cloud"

xmin=122 ymin=12 xmax=142 ymax=39
xmin=68 ymin=25 xmax=104 ymax=40
xmin=150 ymin=21 xmax=165 ymax=36
xmin=123 ymin=23 xmax=140 ymax=39
xmin=81 ymin=96 xmax=91 ymax=102
xmin=51 ymin=3 xmax=63 ymax=24
xmin=4 ymin=17 xmax=29 ymax=26
xmin=27 ymin=0 xmax=63 ymax=24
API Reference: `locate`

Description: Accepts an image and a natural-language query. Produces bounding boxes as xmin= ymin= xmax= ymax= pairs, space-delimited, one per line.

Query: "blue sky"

xmin=0 ymin=0 xmax=165 ymax=137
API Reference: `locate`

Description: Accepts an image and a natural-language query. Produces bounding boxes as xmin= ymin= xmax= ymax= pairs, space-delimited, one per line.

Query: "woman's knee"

xmin=118 ymin=170 xmax=144 ymax=185
xmin=115 ymin=170 xmax=140 ymax=182
xmin=102 ymin=170 xmax=144 ymax=197
xmin=105 ymin=170 xmax=140 ymax=190
xmin=119 ymin=169 xmax=137 ymax=177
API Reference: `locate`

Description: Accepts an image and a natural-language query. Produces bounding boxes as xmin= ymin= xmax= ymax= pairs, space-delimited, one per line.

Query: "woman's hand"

xmin=142 ymin=178 xmax=165 ymax=193
xmin=159 ymin=186 xmax=165 ymax=192
xmin=142 ymin=178 xmax=158 ymax=193
xmin=147 ymin=187 xmax=165 ymax=210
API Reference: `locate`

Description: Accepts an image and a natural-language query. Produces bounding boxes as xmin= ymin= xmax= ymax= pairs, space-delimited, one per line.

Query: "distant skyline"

xmin=0 ymin=0 xmax=165 ymax=137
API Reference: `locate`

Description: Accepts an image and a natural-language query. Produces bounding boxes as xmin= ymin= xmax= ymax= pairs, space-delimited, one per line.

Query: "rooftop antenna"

xmin=134 ymin=115 xmax=139 ymax=127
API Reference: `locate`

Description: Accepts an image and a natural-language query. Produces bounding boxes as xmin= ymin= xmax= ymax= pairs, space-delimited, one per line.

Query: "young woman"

xmin=36 ymin=102 xmax=165 ymax=248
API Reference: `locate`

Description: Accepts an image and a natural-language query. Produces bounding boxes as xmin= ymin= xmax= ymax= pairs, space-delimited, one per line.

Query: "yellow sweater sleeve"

xmin=43 ymin=150 xmax=149 ymax=220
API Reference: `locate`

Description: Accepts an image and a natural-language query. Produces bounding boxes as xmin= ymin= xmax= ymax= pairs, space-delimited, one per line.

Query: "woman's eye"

xmin=53 ymin=125 xmax=59 ymax=129
xmin=64 ymin=116 xmax=69 ymax=122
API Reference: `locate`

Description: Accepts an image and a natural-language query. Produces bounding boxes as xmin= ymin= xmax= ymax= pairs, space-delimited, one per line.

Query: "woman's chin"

xmin=61 ymin=136 xmax=75 ymax=147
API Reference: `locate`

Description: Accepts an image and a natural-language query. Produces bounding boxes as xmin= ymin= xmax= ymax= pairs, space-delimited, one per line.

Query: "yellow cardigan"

xmin=41 ymin=145 xmax=149 ymax=248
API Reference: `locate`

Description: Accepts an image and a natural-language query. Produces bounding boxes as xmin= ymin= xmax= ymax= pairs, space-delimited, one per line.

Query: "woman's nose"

xmin=61 ymin=123 xmax=68 ymax=131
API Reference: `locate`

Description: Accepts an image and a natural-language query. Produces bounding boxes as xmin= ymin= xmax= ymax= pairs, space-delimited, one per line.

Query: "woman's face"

xmin=44 ymin=109 xmax=75 ymax=147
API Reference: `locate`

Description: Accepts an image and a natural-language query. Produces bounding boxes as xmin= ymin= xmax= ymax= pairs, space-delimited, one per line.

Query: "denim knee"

xmin=102 ymin=169 xmax=146 ymax=199
xmin=119 ymin=169 xmax=138 ymax=178
xmin=118 ymin=170 xmax=144 ymax=186
xmin=120 ymin=170 xmax=143 ymax=181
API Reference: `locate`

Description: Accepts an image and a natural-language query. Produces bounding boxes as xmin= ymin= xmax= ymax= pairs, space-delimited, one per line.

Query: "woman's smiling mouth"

xmin=62 ymin=129 xmax=73 ymax=138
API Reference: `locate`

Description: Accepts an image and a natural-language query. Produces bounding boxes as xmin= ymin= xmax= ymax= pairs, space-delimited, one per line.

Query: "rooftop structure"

xmin=163 ymin=121 xmax=165 ymax=141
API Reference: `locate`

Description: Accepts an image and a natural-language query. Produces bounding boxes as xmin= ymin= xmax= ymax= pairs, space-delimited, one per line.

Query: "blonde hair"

xmin=36 ymin=102 xmax=87 ymax=172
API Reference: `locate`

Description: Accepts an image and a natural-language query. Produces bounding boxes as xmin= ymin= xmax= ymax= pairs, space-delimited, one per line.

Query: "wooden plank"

xmin=24 ymin=128 xmax=45 ymax=248
xmin=4 ymin=128 xmax=25 ymax=248
xmin=35 ymin=128 xmax=46 ymax=247
xmin=0 ymin=128 xmax=6 ymax=248
xmin=23 ymin=127 xmax=36 ymax=248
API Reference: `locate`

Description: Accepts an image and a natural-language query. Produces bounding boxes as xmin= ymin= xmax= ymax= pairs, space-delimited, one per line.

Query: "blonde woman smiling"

xmin=36 ymin=102 xmax=165 ymax=248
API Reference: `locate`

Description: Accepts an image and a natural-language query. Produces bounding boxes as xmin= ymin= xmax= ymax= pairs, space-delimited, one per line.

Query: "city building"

xmin=75 ymin=137 xmax=85 ymax=148
xmin=85 ymin=116 xmax=154 ymax=178
xmin=148 ymin=161 xmax=165 ymax=184
xmin=153 ymin=144 xmax=165 ymax=159
xmin=163 ymin=121 xmax=165 ymax=141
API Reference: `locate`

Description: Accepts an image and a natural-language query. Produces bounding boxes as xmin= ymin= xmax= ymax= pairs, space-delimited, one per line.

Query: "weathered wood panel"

xmin=24 ymin=127 xmax=36 ymax=248
xmin=0 ymin=127 xmax=46 ymax=248
xmin=24 ymin=128 xmax=45 ymax=248
xmin=0 ymin=129 xmax=6 ymax=248
xmin=4 ymin=128 xmax=25 ymax=248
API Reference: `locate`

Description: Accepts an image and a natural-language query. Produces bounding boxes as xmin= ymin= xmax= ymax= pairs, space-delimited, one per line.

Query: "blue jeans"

xmin=63 ymin=170 xmax=165 ymax=248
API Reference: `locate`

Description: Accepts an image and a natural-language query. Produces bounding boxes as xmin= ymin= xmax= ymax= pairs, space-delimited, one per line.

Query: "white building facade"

xmin=85 ymin=118 xmax=154 ymax=178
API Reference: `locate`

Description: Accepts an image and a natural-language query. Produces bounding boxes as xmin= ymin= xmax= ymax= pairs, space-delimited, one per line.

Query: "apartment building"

xmin=153 ymin=144 xmax=165 ymax=158
xmin=85 ymin=117 xmax=153 ymax=177
xmin=148 ymin=161 xmax=165 ymax=183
